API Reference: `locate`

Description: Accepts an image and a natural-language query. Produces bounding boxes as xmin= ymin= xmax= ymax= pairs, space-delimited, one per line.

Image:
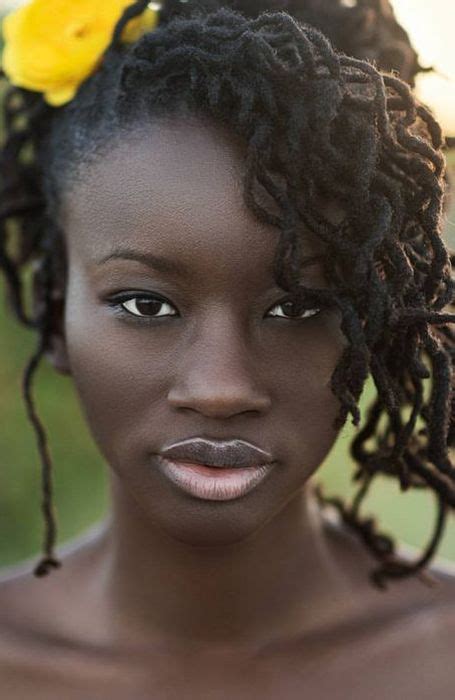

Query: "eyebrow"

xmin=95 ymin=248 xmax=188 ymax=276
xmin=95 ymin=247 xmax=325 ymax=277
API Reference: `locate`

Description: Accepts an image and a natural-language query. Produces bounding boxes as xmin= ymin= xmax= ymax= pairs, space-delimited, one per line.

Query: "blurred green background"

xmin=0 ymin=11 xmax=454 ymax=572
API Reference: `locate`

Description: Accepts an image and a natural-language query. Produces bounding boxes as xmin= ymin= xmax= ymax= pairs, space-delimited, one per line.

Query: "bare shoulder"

xmin=0 ymin=524 xmax=109 ymax=656
xmin=320 ymin=514 xmax=455 ymax=667
xmin=368 ymin=561 xmax=455 ymax=696
xmin=0 ymin=561 xmax=63 ymax=698
xmin=0 ymin=532 xmax=115 ymax=699
xmin=345 ymin=553 xmax=455 ymax=698
xmin=0 ymin=553 xmax=79 ymax=656
xmin=374 ymin=549 xmax=455 ymax=646
xmin=399 ymin=545 xmax=455 ymax=618
xmin=409 ymin=556 xmax=455 ymax=637
xmin=0 ymin=521 xmax=453 ymax=700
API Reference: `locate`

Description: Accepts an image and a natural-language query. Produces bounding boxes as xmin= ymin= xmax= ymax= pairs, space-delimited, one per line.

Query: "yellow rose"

xmin=1 ymin=0 xmax=159 ymax=107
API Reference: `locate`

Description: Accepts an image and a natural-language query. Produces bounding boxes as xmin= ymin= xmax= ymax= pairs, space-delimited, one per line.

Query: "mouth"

xmin=157 ymin=458 xmax=275 ymax=501
xmin=156 ymin=437 xmax=276 ymax=501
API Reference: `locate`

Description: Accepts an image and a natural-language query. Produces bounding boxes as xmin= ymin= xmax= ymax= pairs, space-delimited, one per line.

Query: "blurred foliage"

xmin=0 ymin=10 xmax=453 ymax=571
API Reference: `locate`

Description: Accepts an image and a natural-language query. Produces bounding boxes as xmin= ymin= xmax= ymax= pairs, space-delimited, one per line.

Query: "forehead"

xmin=62 ymin=117 xmax=324 ymax=276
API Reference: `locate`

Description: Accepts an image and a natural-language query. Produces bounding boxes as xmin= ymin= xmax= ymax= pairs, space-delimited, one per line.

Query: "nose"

xmin=167 ymin=315 xmax=271 ymax=419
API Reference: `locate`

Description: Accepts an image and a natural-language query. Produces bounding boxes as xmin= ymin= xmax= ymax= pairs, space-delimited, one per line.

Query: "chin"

xmin=138 ymin=484 xmax=283 ymax=548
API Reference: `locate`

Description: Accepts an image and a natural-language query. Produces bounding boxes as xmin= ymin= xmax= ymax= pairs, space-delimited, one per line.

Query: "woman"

xmin=0 ymin=1 xmax=454 ymax=697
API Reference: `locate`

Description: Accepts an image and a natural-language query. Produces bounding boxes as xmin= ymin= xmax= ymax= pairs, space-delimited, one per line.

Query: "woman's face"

xmin=56 ymin=117 xmax=347 ymax=544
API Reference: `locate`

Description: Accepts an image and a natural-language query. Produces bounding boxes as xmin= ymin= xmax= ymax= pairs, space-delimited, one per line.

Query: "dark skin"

xmin=0 ymin=118 xmax=454 ymax=699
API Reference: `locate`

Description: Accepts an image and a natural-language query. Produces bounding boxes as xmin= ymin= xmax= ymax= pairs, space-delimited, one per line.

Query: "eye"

xmin=266 ymin=298 xmax=321 ymax=320
xmin=112 ymin=294 xmax=178 ymax=318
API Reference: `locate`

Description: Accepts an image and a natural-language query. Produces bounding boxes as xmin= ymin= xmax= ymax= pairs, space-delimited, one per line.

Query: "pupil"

xmin=137 ymin=299 xmax=162 ymax=315
xmin=282 ymin=300 xmax=300 ymax=317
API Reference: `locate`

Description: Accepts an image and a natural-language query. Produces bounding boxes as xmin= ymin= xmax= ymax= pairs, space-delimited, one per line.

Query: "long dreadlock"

xmin=0 ymin=3 xmax=454 ymax=588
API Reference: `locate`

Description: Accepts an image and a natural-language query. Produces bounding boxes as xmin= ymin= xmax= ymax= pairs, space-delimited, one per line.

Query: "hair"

xmin=163 ymin=0 xmax=426 ymax=87
xmin=0 ymin=1 xmax=454 ymax=589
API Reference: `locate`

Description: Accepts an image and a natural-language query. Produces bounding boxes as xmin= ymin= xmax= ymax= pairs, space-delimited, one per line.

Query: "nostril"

xmin=168 ymin=332 xmax=272 ymax=417
xmin=167 ymin=381 xmax=271 ymax=418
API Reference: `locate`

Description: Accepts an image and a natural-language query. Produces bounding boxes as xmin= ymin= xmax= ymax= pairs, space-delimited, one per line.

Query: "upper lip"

xmin=159 ymin=438 xmax=274 ymax=469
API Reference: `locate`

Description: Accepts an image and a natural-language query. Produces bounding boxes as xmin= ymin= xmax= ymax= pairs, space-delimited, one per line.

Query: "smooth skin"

xmin=0 ymin=118 xmax=454 ymax=699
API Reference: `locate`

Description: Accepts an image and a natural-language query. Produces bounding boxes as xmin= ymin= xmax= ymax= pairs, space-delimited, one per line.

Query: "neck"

xmin=90 ymin=474 xmax=360 ymax=653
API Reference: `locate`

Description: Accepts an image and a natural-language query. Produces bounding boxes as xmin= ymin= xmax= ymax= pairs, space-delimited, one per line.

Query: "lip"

xmin=156 ymin=437 xmax=276 ymax=501
xmin=157 ymin=459 xmax=275 ymax=501
xmin=159 ymin=437 xmax=274 ymax=468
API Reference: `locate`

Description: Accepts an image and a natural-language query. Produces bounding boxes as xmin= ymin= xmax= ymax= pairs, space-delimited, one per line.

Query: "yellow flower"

xmin=1 ymin=0 xmax=159 ymax=107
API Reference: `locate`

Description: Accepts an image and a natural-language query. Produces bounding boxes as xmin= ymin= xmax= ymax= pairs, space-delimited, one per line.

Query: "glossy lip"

xmin=156 ymin=458 xmax=275 ymax=501
xmin=159 ymin=437 xmax=275 ymax=469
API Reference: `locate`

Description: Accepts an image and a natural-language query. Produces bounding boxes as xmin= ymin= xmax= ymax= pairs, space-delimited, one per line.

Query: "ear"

xmin=44 ymin=293 xmax=72 ymax=376
xmin=32 ymin=264 xmax=72 ymax=376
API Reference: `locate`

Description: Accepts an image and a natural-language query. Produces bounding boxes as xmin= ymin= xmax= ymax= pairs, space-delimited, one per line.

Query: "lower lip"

xmin=157 ymin=458 xmax=274 ymax=501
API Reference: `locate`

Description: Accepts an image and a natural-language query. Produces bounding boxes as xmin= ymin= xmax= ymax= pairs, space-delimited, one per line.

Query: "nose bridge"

xmin=167 ymin=308 xmax=271 ymax=417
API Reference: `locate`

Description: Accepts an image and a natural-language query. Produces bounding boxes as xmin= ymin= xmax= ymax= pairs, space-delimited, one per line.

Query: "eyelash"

xmin=107 ymin=293 xmax=322 ymax=324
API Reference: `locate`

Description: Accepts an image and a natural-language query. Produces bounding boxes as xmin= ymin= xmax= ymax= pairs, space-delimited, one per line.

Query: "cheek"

xmin=64 ymin=293 xmax=175 ymax=467
xmin=267 ymin=315 xmax=347 ymax=483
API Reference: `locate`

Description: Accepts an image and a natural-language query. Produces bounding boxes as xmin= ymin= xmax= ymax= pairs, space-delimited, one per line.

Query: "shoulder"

xmin=0 ymin=539 xmax=107 ymax=697
xmin=0 ymin=523 xmax=109 ymax=655
xmin=0 ymin=565 xmax=54 ymax=695
xmin=373 ymin=543 xmax=455 ymax=646
xmin=322 ymin=511 xmax=455 ymax=657
xmin=349 ymin=553 xmax=455 ymax=695
xmin=397 ymin=545 xmax=455 ymax=616
xmin=0 ymin=557 xmax=67 ymax=654
xmin=372 ymin=570 xmax=455 ymax=696
xmin=409 ymin=557 xmax=455 ymax=640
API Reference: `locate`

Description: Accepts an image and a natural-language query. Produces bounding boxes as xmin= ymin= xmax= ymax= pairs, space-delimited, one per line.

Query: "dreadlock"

xmin=0 ymin=2 xmax=454 ymax=588
xmin=162 ymin=0 xmax=426 ymax=87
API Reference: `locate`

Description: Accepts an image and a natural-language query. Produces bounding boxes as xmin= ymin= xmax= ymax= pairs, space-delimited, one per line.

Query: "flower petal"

xmin=1 ymin=0 xmax=160 ymax=107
